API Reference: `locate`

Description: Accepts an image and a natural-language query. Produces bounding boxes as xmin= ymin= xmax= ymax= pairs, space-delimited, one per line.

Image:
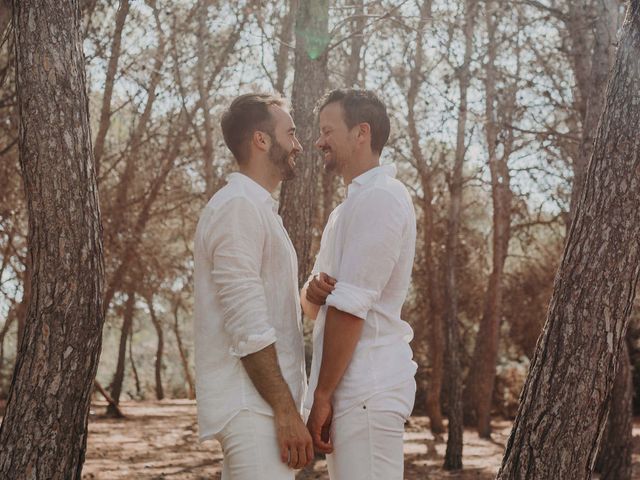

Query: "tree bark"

xmin=0 ymin=1 xmax=105 ymax=477
xmin=595 ymin=342 xmax=633 ymax=480
xmin=497 ymin=3 xmax=640 ymax=477
xmin=464 ymin=0 xmax=514 ymax=438
xmin=568 ymin=0 xmax=620 ymax=224
xmin=279 ymin=0 xmax=329 ymax=286
xmin=274 ymin=0 xmax=295 ymax=94
xmin=442 ymin=0 xmax=476 ymax=469
xmin=173 ymin=300 xmax=195 ymax=400
xmin=406 ymin=0 xmax=443 ymax=435
xmin=92 ymin=0 xmax=129 ymax=176
xmin=0 ymin=0 xmax=11 ymax=39
xmin=146 ymin=295 xmax=164 ymax=401
xmin=128 ymin=319 xmax=141 ymax=399
xmin=107 ymin=284 xmax=135 ymax=416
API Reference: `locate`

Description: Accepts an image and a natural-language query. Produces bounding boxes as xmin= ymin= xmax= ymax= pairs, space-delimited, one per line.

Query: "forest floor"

xmin=79 ymin=400 xmax=640 ymax=479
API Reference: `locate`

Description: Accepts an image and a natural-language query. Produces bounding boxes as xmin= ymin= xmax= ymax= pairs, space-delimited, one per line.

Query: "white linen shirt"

xmin=193 ymin=172 xmax=306 ymax=441
xmin=305 ymin=164 xmax=418 ymax=418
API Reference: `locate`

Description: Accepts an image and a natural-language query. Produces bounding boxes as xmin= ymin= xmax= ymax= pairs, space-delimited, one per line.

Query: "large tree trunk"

xmin=107 ymin=285 xmax=135 ymax=416
xmin=279 ymin=0 xmax=329 ymax=286
xmin=0 ymin=1 xmax=105 ymax=477
xmin=497 ymin=3 xmax=640 ymax=477
xmin=595 ymin=342 xmax=633 ymax=480
xmin=442 ymin=0 xmax=476 ymax=470
xmin=464 ymin=0 xmax=514 ymax=438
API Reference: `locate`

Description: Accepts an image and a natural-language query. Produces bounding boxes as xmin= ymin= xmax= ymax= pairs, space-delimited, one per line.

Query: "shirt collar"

xmin=347 ymin=164 xmax=397 ymax=197
xmin=227 ymin=172 xmax=278 ymax=211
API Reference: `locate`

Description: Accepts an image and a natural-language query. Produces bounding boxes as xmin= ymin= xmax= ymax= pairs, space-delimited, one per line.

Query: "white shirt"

xmin=305 ymin=164 xmax=418 ymax=418
xmin=193 ymin=172 xmax=306 ymax=441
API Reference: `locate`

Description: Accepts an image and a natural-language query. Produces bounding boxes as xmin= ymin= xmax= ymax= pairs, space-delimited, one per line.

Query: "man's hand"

xmin=306 ymin=272 xmax=336 ymax=306
xmin=274 ymin=408 xmax=314 ymax=469
xmin=307 ymin=394 xmax=334 ymax=454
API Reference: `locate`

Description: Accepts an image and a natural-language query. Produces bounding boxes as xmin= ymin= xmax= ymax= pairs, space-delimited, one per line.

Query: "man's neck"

xmin=342 ymin=155 xmax=380 ymax=186
xmin=239 ymin=161 xmax=280 ymax=194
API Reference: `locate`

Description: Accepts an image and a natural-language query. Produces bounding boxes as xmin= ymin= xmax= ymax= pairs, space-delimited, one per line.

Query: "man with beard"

xmin=193 ymin=93 xmax=312 ymax=479
xmin=302 ymin=89 xmax=417 ymax=479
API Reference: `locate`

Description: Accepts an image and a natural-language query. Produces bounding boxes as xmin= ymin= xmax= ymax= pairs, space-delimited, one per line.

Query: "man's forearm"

xmin=315 ymin=306 xmax=364 ymax=401
xmin=300 ymin=284 xmax=320 ymax=320
xmin=241 ymin=344 xmax=297 ymax=415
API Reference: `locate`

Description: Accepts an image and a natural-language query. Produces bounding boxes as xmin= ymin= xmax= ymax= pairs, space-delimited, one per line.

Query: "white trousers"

xmin=215 ymin=410 xmax=294 ymax=480
xmin=326 ymin=380 xmax=415 ymax=480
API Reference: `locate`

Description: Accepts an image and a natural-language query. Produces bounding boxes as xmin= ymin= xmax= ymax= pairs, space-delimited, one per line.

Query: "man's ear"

xmin=357 ymin=122 xmax=371 ymax=146
xmin=252 ymin=130 xmax=270 ymax=152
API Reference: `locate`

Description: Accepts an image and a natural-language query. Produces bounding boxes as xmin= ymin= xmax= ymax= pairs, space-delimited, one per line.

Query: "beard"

xmin=268 ymin=139 xmax=297 ymax=181
xmin=321 ymin=147 xmax=338 ymax=172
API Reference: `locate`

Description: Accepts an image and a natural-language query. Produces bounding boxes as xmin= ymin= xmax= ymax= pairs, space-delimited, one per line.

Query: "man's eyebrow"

xmin=288 ymin=126 xmax=296 ymax=133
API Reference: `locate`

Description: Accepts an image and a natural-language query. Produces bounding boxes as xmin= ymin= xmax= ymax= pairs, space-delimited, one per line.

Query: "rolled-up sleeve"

xmin=202 ymin=196 xmax=276 ymax=357
xmin=325 ymin=188 xmax=407 ymax=320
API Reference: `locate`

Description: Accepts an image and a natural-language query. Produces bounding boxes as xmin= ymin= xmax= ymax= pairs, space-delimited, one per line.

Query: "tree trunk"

xmin=406 ymin=0 xmax=443 ymax=435
xmin=595 ymin=342 xmax=633 ymax=480
xmin=497 ymin=3 xmax=640 ymax=477
xmin=92 ymin=0 xmax=129 ymax=176
xmin=0 ymin=0 xmax=10 ymax=39
xmin=568 ymin=0 xmax=620 ymax=224
xmin=147 ymin=295 xmax=164 ymax=401
xmin=274 ymin=0 xmax=295 ymax=94
xmin=0 ymin=1 xmax=105 ymax=477
xmin=128 ymin=320 xmax=141 ymax=399
xmin=196 ymin=0 xmax=216 ymax=199
xmin=107 ymin=285 xmax=135 ymax=416
xmin=442 ymin=0 xmax=476 ymax=470
xmin=464 ymin=0 xmax=514 ymax=438
xmin=345 ymin=0 xmax=365 ymax=87
xmin=279 ymin=0 xmax=329 ymax=286
xmin=173 ymin=300 xmax=195 ymax=400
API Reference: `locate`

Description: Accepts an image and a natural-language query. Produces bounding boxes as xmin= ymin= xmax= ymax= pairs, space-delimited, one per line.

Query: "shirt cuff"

xmin=229 ymin=328 xmax=277 ymax=358
xmin=325 ymin=281 xmax=378 ymax=320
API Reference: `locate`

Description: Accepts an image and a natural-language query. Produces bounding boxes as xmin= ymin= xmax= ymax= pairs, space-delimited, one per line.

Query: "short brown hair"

xmin=317 ymin=89 xmax=390 ymax=154
xmin=220 ymin=93 xmax=287 ymax=164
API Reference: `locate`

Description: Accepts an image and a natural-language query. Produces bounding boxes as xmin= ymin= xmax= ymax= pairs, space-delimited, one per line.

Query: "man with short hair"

xmin=194 ymin=93 xmax=312 ymax=479
xmin=303 ymin=89 xmax=417 ymax=479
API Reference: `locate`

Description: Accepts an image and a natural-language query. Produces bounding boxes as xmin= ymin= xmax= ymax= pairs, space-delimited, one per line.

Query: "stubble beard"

xmin=269 ymin=140 xmax=296 ymax=181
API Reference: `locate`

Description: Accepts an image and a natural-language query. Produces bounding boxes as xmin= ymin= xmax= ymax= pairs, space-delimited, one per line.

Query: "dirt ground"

xmin=80 ymin=400 xmax=640 ymax=479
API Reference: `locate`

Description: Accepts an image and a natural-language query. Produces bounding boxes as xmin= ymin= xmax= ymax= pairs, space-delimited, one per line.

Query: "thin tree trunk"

xmin=595 ymin=342 xmax=633 ymax=480
xmin=464 ymin=0 xmax=514 ymax=438
xmin=93 ymin=380 xmax=123 ymax=417
xmin=279 ymin=0 xmax=329 ymax=286
xmin=0 ymin=1 xmax=105 ymax=477
xmin=196 ymin=0 xmax=216 ymax=199
xmin=147 ymin=295 xmax=164 ymax=401
xmin=107 ymin=285 xmax=135 ymax=416
xmin=128 ymin=319 xmax=141 ymax=399
xmin=497 ymin=3 xmax=640 ymax=477
xmin=345 ymin=0 xmax=365 ymax=87
xmin=568 ymin=0 xmax=620 ymax=224
xmin=274 ymin=0 xmax=295 ymax=94
xmin=442 ymin=0 xmax=476 ymax=470
xmin=406 ymin=0 xmax=443 ymax=435
xmin=0 ymin=0 xmax=10 ymax=44
xmin=92 ymin=0 xmax=129 ymax=175
xmin=173 ymin=301 xmax=195 ymax=400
